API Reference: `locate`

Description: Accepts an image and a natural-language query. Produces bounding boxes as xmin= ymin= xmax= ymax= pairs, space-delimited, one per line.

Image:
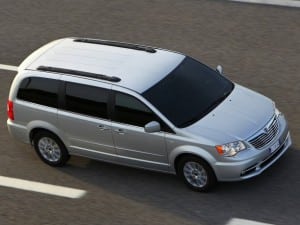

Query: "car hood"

xmin=182 ymin=84 xmax=274 ymax=144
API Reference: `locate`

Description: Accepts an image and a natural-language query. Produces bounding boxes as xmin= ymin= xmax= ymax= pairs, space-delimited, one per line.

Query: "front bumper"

xmin=214 ymin=114 xmax=292 ymax=181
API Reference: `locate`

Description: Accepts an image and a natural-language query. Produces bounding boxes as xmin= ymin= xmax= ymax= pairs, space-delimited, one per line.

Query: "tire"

xmin=33 ymin=131 xmax=70 ymax=167
xmin=177 ymin=156 xmax=217 ymax=192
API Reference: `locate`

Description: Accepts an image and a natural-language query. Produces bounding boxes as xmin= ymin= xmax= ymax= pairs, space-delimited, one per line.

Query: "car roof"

xmin=21 ymin=38 xmax=185 ymax=93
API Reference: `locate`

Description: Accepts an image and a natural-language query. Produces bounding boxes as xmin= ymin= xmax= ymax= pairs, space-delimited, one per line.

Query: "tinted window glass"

xmin=65 ymin=82 xmax=109 ymax=119
xmin=143 ymin=56 xmax=234 ymax=128
xmin=114 ymin=92 xmax=157 ymax=127
xmin=17 ymin=77 xmax=59 ymax=108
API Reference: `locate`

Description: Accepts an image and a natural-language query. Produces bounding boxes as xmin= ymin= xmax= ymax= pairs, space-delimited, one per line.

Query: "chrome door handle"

xmin=98 ymin=124 xmax=110 ymax=131
xmin=114 ymin=128 xmax=125 ymax=135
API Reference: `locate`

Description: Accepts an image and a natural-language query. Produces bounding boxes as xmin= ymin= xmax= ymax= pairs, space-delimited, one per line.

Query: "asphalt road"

xmin=0 ymin=0 xmax=299 ymax=225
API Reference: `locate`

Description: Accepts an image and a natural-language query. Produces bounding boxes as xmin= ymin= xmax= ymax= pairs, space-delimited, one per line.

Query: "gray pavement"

xmin=0 ymin=0 xmax=299 ymax=224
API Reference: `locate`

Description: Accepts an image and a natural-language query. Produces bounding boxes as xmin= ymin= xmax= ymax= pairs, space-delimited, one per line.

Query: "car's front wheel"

xmin=177 ymin=156 xmax=217 ymax=192
xmin=33 ymin=131 xmax=70 ymax=167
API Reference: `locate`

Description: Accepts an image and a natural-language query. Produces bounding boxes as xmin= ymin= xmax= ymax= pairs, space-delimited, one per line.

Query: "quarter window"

xmin=65 ymin=82 xmax=109 ymax=119
xmin=17 ymin=77 xmax=59 ymax=108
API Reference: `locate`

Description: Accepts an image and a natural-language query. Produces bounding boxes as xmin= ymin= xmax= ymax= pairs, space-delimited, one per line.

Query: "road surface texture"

xmin=0 ymin=0 xmax=299 ymax=225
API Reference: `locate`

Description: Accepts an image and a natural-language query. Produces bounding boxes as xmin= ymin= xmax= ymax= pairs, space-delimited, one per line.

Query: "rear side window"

xmin=17 ymin=77 xmax=59 ymax=108
xmin=65 ymin=82 xmax=109 ymax=119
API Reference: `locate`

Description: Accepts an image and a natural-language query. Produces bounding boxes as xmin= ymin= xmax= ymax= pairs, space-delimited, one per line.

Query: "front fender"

xmin=168 ymin=145 xmax=217 ymax=172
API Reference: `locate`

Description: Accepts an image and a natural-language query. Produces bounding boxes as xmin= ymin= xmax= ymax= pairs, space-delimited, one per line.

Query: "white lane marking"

xmin=230 ymin=0 xmax=300 ymax=8
xmin=227 ymin=218 xmax=274 ymax=225
xmin=0 ymin=175 xmax=86 ymax=199
xmin=0 ymin=64 xmax=18 ymax=71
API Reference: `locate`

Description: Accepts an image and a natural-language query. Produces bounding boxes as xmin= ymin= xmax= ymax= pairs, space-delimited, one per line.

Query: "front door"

xmin=111 ymin=91 xmax=170 ymax=171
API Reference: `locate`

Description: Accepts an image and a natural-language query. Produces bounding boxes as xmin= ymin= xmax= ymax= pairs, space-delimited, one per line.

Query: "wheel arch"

xmin=27 ymin=121 xmax=65 ymax=145
xmin=170 ymin=145 xmax=217 ymax=175
xmin=30 ymin=128 xmax=57 ymax=143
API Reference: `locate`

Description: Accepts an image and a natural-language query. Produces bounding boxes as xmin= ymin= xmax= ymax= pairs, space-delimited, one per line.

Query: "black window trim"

xmin=58 ymin=80 xmax=65 ymax=109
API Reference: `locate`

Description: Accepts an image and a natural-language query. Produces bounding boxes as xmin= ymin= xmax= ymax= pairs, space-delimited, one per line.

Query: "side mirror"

xmin=216 ymin=65 xmax=223 ymax=74
xmin=144 ymin=121 xmax=161 ymax=133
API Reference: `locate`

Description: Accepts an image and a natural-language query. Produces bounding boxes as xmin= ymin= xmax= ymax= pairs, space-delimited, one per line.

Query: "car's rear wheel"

xmin=33 ymin=131 xmax=70 ymax=166
xmin=177 ymin=156 xmax=217 ymax=192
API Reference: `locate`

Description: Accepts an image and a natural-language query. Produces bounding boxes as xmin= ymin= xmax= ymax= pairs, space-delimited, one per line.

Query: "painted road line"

xmin=227 ymin=218 xmax=274 ymax=225
xmin=0 ymin=175 xmax=87 ymax=199
xmin=230 ymin=0 xmax=300 ymax=8
xmin=0 ymin=64 xmax=18 ymax=71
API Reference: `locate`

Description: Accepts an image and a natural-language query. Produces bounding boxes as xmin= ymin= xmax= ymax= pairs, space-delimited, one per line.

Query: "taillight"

xmin=7 ymin=100 xmax=14 ymax=120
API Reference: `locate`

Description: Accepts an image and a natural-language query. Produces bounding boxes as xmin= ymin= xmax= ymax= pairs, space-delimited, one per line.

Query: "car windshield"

xmin=142 ymin=56 xmax=234 ymax=128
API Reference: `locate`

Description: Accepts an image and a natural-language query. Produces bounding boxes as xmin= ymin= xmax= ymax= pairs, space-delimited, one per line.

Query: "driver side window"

xmin=113 ymin=92 xmax=157 ymax=127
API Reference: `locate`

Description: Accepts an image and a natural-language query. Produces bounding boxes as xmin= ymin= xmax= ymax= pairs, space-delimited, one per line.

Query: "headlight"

xmin=215 ymin=141 xmax=247 ymax=157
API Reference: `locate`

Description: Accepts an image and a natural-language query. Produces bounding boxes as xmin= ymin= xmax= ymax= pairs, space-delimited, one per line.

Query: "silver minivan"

xmin=7 ymin=38 xmax=292 ymax=191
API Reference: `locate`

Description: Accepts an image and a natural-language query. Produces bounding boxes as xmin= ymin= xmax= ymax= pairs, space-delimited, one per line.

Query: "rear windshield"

xmin=142 ymin=56 xmax=234 ymax=128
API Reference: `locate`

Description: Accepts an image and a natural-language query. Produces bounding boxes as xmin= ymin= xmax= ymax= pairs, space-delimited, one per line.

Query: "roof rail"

xmin=73 ymin=38 xmax=157 ymax=53
xmin=37 ymin=66 xmax=121 ymax=82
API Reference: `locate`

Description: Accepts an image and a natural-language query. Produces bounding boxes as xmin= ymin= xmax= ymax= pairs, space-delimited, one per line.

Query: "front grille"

xmin=249 ymin=116 xmax=279 ymax=149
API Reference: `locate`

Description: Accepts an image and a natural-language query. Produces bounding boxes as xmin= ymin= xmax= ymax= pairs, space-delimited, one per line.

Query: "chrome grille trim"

xmin=249 ymin=115 xmax=279 ymax=149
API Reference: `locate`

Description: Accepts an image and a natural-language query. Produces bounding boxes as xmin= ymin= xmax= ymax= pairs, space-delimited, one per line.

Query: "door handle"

xmin=114 ymin=128 xmax=125 ymax=135
xmin=98 ymin=124 xmax=110 ymax=131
